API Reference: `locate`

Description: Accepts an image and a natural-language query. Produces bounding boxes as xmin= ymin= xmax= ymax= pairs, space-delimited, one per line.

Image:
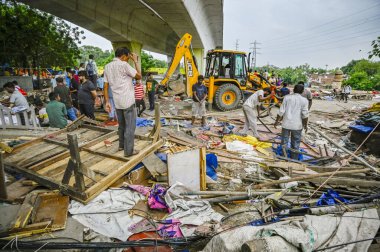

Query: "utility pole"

xmin=235 ymin=39 xmax=239 ymax=50
xmin=249 ymin=40 xmax=261 ymax=70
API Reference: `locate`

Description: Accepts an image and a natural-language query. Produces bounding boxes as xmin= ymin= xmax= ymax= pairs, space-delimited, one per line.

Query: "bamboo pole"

xmin=254 ymin=168 xmax=370 ymax=189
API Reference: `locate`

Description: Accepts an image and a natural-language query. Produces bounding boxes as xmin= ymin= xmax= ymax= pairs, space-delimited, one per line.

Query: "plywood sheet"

xmin=167 ymin=149 xmax=201 ymax=191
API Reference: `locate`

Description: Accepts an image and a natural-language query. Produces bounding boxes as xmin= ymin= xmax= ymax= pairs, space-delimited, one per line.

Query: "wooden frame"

xmin=4 ymin=111 xmax=163 ymax=203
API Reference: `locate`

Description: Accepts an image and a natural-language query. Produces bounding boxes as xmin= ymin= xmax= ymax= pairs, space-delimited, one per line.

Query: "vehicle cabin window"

xmin=234 ymin=54 xmax=244 ymax=77
xmin=221 ymin=55 xmax=231 ymax=78
xmin=207 ymin=54 xmax=216 ymax=77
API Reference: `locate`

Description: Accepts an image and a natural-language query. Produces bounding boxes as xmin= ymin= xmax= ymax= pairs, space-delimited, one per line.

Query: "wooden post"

xmin=67 ymin=134 xmax=85 ymax=192
xmin=0 ymin=152 xmax=7 ymax=199
xmin=150 ymin=102 xmax=161 ymax=142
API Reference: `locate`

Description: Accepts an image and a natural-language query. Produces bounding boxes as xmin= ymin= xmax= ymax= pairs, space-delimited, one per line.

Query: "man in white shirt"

xmin=341 ymin=84 xmax=352 ymax=103
xmin=241 ymin=87 xmax=273 ymax=138
xmin=274 ymin=84 xmax=309 ymax=160
xmin=3 ymin=81 xmax=30 ymax=125
xmin=103 ymin=47 xmax=142 ymax=157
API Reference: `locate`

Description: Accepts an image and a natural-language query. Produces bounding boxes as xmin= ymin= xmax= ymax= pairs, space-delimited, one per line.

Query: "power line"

xmin=262 ymin=39 xmax=371 ymax=56
xmin=262 ymin=2 xmax=380 ymax=44
xmin=263 ymin=29 xmax=379 ymax=54
xmin=264 ymin=15 xmax=380 ymax=48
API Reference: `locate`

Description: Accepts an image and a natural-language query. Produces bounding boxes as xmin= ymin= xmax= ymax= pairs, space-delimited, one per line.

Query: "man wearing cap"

xmin=192 ymin=75 xmax=208 ymax=127
xmin=103 ymin=47 xmax=142 ymax=157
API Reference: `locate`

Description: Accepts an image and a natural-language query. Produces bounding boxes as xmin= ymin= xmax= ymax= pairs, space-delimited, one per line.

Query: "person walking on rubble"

xmin=146 ymin=73 xmax=158 ymax=111
xmin=241 ymin=87 xmax=273 ymax=139
xmin=192 ymin=75 xmax=208 ymax=127
xmin=342 ymin=84 xmax=352 ymax=103
xmin=104 ymin=47 xmax=142 ymax=157
xmin=274 ymin=84 xmax=309 ymax=160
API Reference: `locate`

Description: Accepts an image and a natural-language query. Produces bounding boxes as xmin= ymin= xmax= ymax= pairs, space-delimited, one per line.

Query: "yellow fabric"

xmin=367 ymin=102 xmax=380 ymax=112
xmin=223 ymin=134 xmax=272 ymax=149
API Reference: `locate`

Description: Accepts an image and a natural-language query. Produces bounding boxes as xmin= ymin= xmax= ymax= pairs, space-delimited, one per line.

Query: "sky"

xmin=77 ymin=0 xmax=380 ymax=69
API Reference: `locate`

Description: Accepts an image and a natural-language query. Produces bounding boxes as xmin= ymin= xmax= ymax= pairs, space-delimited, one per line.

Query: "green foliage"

xmin=79 ymin=45 xmax=113 ymax=67
xmin=342 ymin=59 xmax=380 ymax=90
xmin=276 ymin=66 xmax=307 ymax=84
xmin=0 ymin=0 xmax=83 ymax=68
xmin=341 ymin=59 xmax=360 ymax=74
xmin=369 ymin=36 xmax=380 ymax=59
xmin=352 ymin=59 xmax=380 ymax=76
xmin=141 ymin=51 xmax=167 ymax=74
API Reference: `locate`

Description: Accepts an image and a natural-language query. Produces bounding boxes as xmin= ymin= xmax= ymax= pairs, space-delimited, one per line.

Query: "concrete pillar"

xmin=192 ymin=48 xmax=204 ymax=75
xmin=112 ymin=41 xmax=143 ymax=70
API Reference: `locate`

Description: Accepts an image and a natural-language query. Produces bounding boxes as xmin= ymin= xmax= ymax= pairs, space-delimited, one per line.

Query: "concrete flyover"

xmin=19 ymin=0 xmax=223 ymax=70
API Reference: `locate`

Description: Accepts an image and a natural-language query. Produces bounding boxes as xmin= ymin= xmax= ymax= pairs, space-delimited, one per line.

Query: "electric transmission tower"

xmin=249 ymin=40 xmax=261 ymax=70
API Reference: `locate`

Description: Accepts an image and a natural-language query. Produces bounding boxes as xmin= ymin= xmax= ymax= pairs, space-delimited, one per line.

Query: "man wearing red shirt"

xmin=134 ymin=80 xmax=145 ymax=117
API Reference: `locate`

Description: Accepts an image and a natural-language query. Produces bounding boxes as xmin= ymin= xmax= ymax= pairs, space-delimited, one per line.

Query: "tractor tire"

xmin=214 ymin=84 xmax=242 ymax=111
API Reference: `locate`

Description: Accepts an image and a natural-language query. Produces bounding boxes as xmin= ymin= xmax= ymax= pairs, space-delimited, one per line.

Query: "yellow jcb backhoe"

xmin=160 ymin=33 xmax=278 ymax=111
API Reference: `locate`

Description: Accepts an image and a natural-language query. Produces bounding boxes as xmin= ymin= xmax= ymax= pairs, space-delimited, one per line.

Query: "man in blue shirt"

xmin=280 ymin=83 xmax=290 ymax=97
xmin=192 ymin=75 xmax=208 ymax=126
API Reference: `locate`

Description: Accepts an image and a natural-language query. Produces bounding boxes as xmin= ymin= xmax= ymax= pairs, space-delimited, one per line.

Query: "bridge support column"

xmin=193 ymin=48 xmax=204 ymax=75
xmin=112 ymin=41 xmax=143 ymax=71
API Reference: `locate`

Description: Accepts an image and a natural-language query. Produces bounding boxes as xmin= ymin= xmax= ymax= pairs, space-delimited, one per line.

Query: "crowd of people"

xmin=1 ymin=55 xmax=353 ymax=160
xmin=1 ymin=52 xmax=158 ymax=145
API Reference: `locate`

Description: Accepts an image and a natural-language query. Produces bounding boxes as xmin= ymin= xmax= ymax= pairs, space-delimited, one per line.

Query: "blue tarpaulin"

xmin=206 ymin=153 xmax=218 ymax=180
xmin=316 ymin=189 xmax=349 ymax=206
xmin=349 ymin=124 xmax=374 ymax=134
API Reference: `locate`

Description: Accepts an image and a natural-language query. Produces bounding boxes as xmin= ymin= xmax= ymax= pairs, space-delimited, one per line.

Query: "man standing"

xmin=146 ymin=73 xmax=158 ymax=111
xmin=241 ymin=87 xmax=273 ymax=138
xmin=299 ymin=81 xmax=312 ymax=110
xmin=86 ymin=54 xmax=98 ymax=87
xmin=104 ymin=47 xmax=142 ymax=157
xmin=192 ymin=75 xmax=208 ymax=126
xmin=274 ymin=84 xmax=309 ymax=160
xmin=342 ymin=84 xmax=352 ymax=103
xmin=54 ymin=77 xmax=77 ymax=121
xmin=46 ymin=92 xmax=68 ymax=129
xmin=78 ymin=71 xmax=97 ymax=119
xmin=134 ymin=80 xmax=146 ymax=117
xmin=68 ymin=70 xmax=79 ymax=109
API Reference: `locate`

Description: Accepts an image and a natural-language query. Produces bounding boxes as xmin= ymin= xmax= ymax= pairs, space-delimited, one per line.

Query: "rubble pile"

xmin=1 ymin=98 xmax=380 ymax=251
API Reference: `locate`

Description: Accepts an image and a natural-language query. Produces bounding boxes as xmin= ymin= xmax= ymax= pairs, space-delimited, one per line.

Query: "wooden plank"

xmin=142 ymin=153 xmax=167 ymax=176
xmin=4 ymin=163 xmax=87 ymax=201
xmin=67 ymin=134 xmax=85 ymax=192
xmin=82 ymin=124 xmax=113 ymax=133
xmin=11 ymin=192 xmax=38 ymax=229
xmin=6 ymin=178 xmax=37 ymax=202
xmin=31 ymin=192 xmax=69 ymax=230
xmin=84 ymin=139 xmax=163 ymax=203
xmin=200 ymin=147 xmax=206 ymax=191
xmin=29 ymin=151 xmax=71 ymax=172
xmin=81 ymin=147 xmax=130 ymax=162
xmin=19 ymin=146 xmax=66 ymax=168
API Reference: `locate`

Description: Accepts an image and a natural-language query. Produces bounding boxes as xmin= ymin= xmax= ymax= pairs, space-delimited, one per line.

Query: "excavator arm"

xmin=160 ymin=33 xmax=199 ymax=97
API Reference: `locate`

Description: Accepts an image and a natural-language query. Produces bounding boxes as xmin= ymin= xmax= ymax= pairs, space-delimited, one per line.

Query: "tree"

xmin=341 ymin=59 xmax=360 ymax=74
xmin=78 ymin=45 xmax=113 ymax=67
xmin=0 ymin=1 xmax=84 ymax=69
xmin=369 ymin=36 xmax=380 ymax=59
xmin=141 ymin=51 xmax=167 ymax=74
